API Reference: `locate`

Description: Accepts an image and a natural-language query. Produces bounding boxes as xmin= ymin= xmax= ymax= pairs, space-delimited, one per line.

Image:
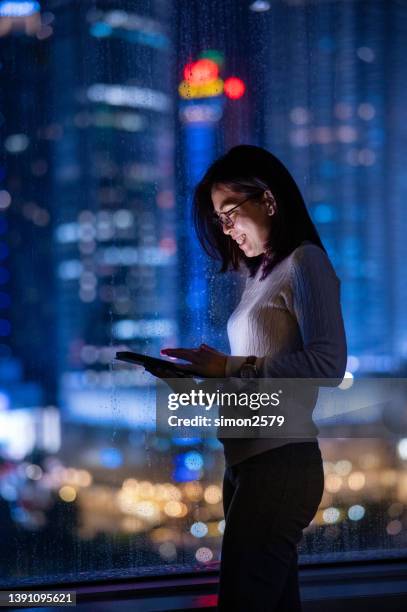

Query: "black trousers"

xmin=218 ymin=442 xmax=324 ymax=612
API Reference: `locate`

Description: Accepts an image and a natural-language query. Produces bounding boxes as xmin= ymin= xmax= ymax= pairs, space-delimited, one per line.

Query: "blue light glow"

xmin=172 ymin=466 xmax=199 ymax=482
xmin=90 ymin=23 xmax=113 ymax=38
xmin=314 ymin=204 xmax=335 ymax=223
xmin=173 ymin=452 xmax=204 ymax=482
xmin=348 ymin=505 xmax=365 ymax=521
xmin=89 ymin=21 xmax=169 ymax=49
xmin=183 ymin=451 xmax=204 ymax=471
xmin=99 ymin=447 xmax=123 ymax=469
xmin=113 ymin=318 xmax=175 ymax=340
xmin=120 ymin=29 xmax=169 ymax=50
xmin=190 ymin=521 xmax=208 ymax=538
xmin=172 ymin=437 xmax=202 ymax=446
xmin=249 ymin=1 xmax=270 ymax=12
xmin=0 ymin=1 xmax=41 ymax=17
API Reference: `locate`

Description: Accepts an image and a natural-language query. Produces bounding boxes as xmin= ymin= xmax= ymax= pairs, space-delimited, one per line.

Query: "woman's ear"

xmin=264 ymin=190 xmax=277 ymax=216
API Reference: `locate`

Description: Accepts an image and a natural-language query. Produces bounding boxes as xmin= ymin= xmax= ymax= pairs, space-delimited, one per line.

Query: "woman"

xmin=152 ymin=145 xmax=347 ymax=611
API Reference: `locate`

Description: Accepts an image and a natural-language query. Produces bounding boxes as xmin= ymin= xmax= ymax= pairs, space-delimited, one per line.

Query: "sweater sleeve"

xmin=225 ymin=244 xmax=347 ymax=385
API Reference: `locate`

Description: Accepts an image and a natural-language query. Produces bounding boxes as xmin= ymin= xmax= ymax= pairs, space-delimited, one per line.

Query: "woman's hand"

xmin=160 ymin=343 xmax=227 ymax=378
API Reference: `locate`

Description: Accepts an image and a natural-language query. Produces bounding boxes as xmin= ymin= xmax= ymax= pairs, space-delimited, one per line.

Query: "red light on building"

xmin=224 ymin=77 xmax=246 ymax=99
xmin=183 ymin=59 xmax=219 ymax=85
xmin=183 ymin=62 xmax=194 ymax=82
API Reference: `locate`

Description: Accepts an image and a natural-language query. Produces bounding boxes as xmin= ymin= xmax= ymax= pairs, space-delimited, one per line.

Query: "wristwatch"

xmin=239 ymin=355 xmax=259 ymax=379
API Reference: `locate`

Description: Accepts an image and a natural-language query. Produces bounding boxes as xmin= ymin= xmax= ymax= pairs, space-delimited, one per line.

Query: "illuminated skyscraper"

xmin=176 ymin=48 xmax=248 ymax=349
xmin=50 ymin=1 xmax=178 ymax=423
xmin=249 ymin=0 xmax=407 ymax=373
xmin=0 ymin=0 xmax=54 ymax=407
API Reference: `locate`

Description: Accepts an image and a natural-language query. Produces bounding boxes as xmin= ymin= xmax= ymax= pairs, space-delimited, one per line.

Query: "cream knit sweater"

xmin=220 ymin=240 xmax=347 ymax=466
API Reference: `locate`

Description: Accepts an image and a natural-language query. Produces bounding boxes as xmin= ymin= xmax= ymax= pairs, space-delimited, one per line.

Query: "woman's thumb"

xmin=200 ymin=343 xmax=218 ymax=353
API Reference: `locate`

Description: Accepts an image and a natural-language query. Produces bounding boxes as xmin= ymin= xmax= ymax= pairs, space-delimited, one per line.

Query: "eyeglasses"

xmin=211 ymin=195 xmax=253 ymax=229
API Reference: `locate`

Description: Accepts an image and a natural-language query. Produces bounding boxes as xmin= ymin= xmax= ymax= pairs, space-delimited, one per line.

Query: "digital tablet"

xmin=115 ymin=351 xmax=198 ymax=377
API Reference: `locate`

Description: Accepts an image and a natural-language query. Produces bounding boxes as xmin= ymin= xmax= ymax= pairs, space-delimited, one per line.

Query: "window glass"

xmin=0 ymin=0 xmax=406 ymax=586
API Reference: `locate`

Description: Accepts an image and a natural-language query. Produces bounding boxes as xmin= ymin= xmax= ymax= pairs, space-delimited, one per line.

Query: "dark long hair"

xmin=192 ymin=144 xmax=326 ymax=280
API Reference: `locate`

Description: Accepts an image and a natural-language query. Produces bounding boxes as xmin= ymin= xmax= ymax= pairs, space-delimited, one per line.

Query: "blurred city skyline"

xmin=0 ymin=0 xmax=406 ymax=586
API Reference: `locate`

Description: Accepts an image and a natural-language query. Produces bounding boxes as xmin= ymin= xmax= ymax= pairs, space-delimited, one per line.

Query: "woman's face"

xmin=211 ymin=184 xmax=275 ymax=257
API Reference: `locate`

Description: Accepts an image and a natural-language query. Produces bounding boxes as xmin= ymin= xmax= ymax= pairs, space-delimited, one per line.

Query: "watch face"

xmin=241 ymin=364 xmax=258 ymax=379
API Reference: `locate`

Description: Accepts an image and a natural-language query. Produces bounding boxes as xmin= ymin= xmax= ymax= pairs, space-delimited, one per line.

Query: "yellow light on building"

xmin=348 ymin=471 xmax=366 ymax=491
xmin=204 ymin=485 xmax=222 ymax=504
xmin=116 ymin=489 xmax=138 ymax=514
xmin=59 ymin=485 xmax=77 ymax=502
xmin=183 ymin=481 xmax=203 ymax=501
xmin=122 ymin=478 xmax=138 ymax=489
xmin=178 ymin=78 xmax=224 ymax=100
xmin=325 ymin=474 xmax=343 ymax=493
xmin=161 ymin=483 xmax=181 ymax=501
xmin=77 ymin=470 xmax=92 ymax=487
xmin=139 ymin=481 xmax=155 ymax=498
xmin=206 ymin=521 xmax=221 ymax=537
xmin=164 ymin=501 xmax=188 ymax=518
xmin=134 ymin=500 xmax=160 ymax=521
xmin=121 ymin=517 xmax=144 ymax=533
xmin=154 ymin=484 xmax=171 ymax=501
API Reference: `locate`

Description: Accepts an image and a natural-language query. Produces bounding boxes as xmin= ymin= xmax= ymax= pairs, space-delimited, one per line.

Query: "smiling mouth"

xmin=235 ymin=234 xmax=246 ymax=247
